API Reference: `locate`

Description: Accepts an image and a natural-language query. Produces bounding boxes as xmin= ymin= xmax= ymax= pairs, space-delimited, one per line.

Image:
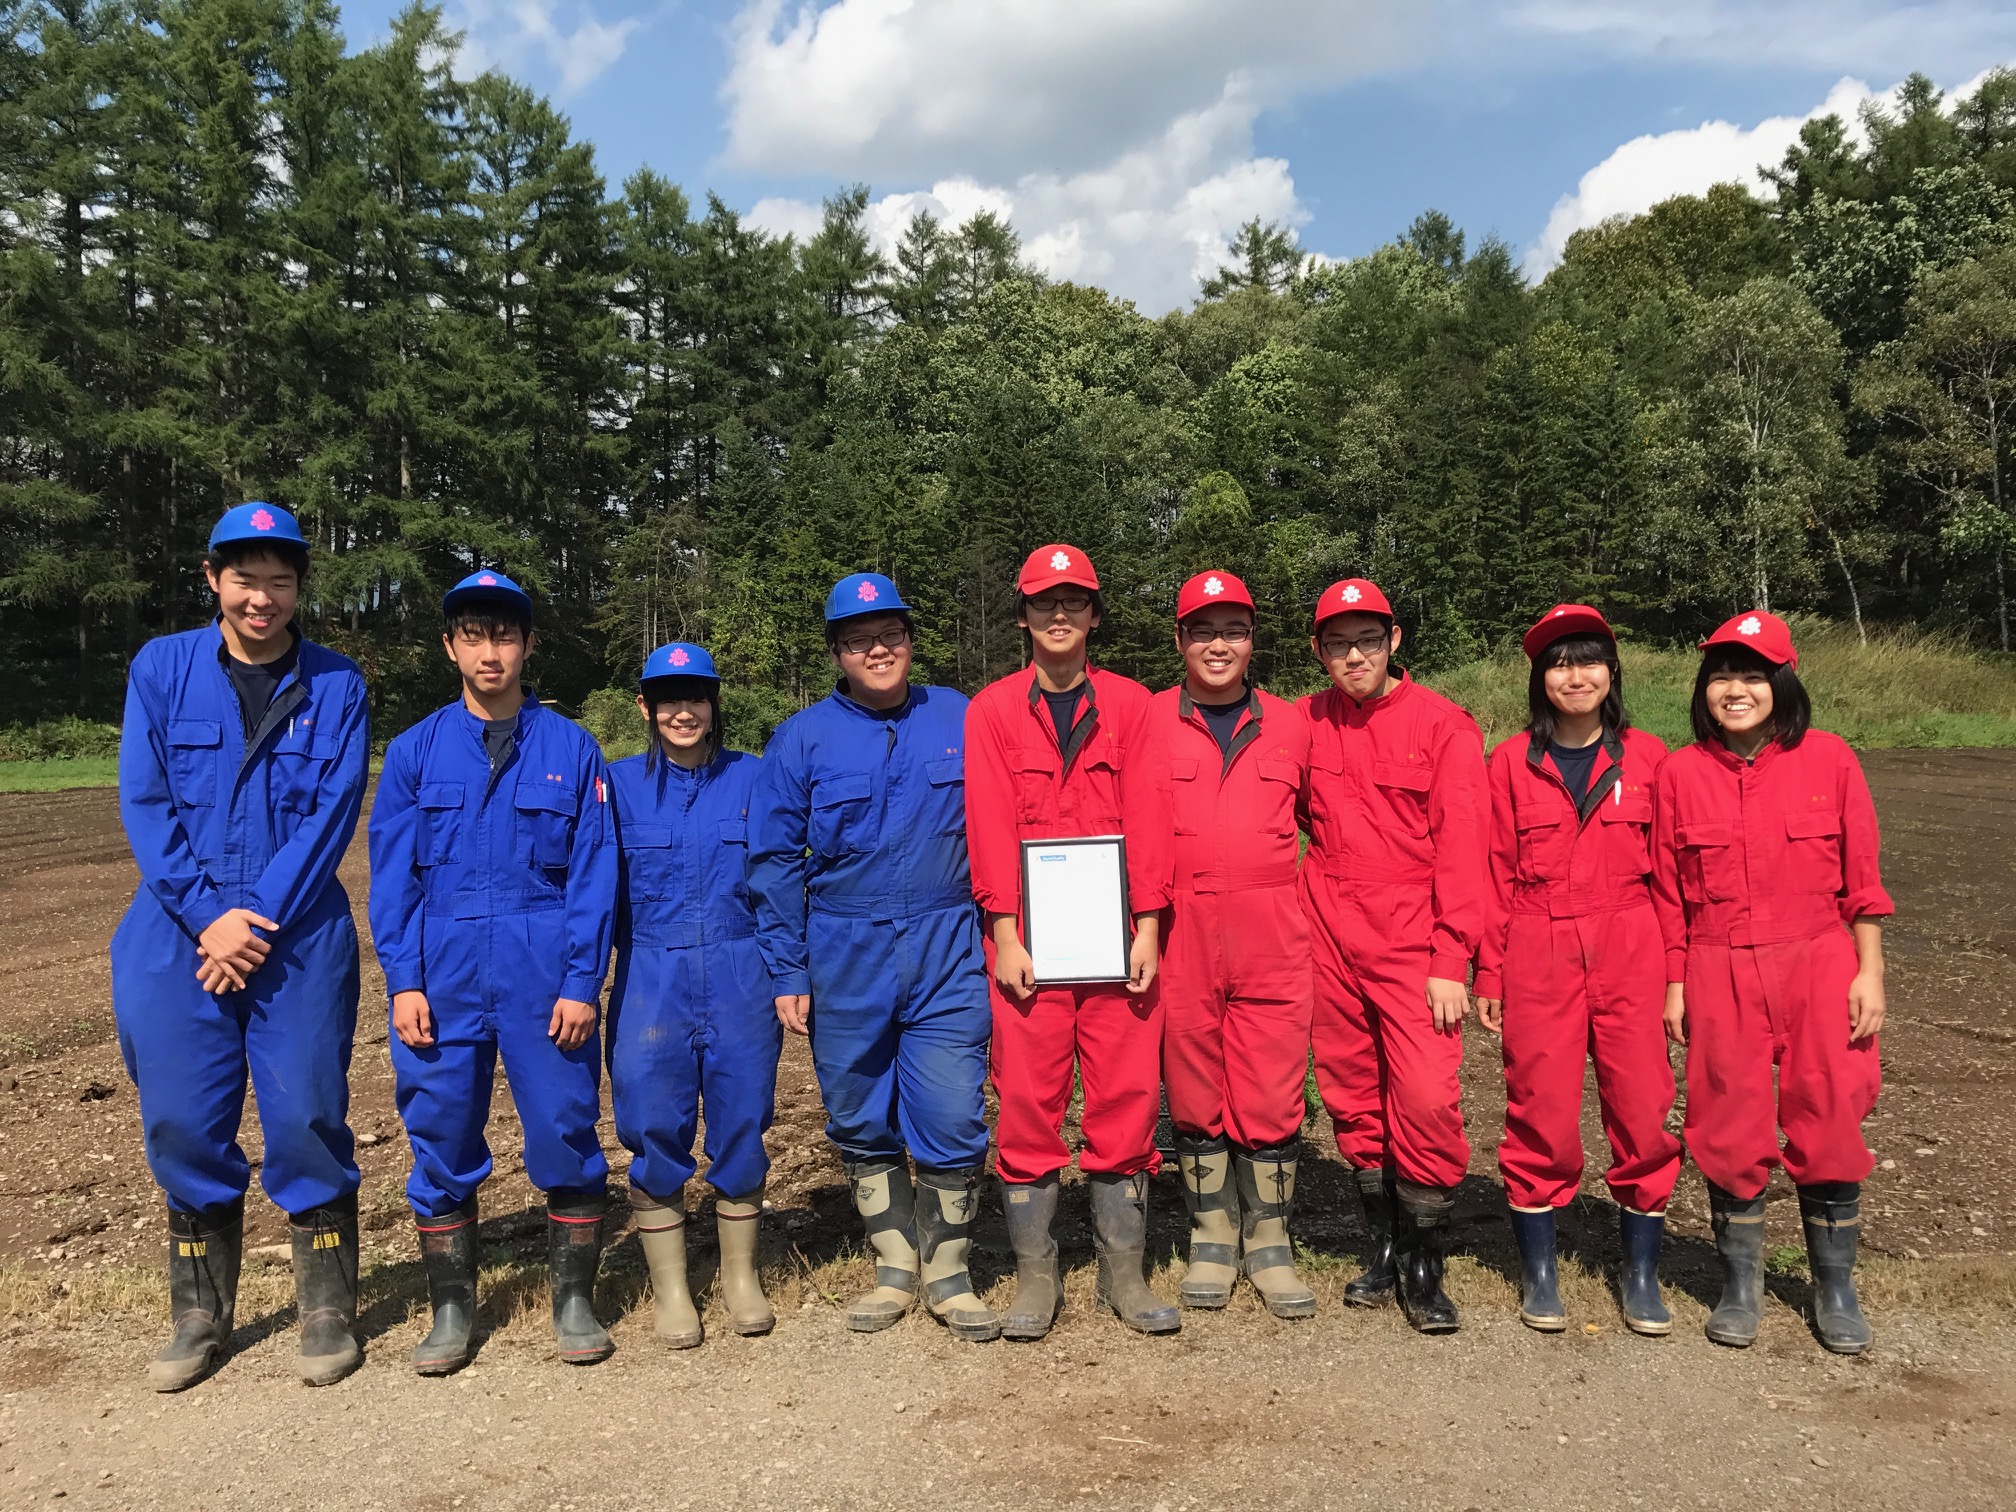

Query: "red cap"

xmin=1522 ymin=603 xmax=1614 ymax=660
xmin=1018 ymin=544 xmax=1100 ymax=595
xmin=1700 ymin=609 xmax=1798 ymax=669
xmin=1313 ymin=577 xmax=1392 ymax=631
xmin=1175 ymin=569 xmax=1254 ymax=621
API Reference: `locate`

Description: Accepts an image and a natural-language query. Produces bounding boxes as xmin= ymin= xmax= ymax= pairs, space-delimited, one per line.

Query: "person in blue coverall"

xmin=112 ymin=501 xmax=370 ymax=1392
xmin=746 ymin=572 xmax=999 ymax=1342
xmin=368 ymin=572 xmax=618 ymax=1372
xmin=607 ymin=641 xmax=781 ymax=1347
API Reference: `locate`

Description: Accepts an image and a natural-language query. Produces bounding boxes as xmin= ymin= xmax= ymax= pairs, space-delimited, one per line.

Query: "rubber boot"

xmin=289 ymin=1190 xmax=362 ymax=1386
xmin=149 ymin=1198 xmax=243 ymax=1392
xmin=915 ymin=1166 xmax=1002 ymax=1342
xmin=1508 ymin=1207 xmax=1565 ymax=1332
xmin=1001 ymin=1173 xmax=1062 ymax=1340
xmin=1343 ymin=1166 xmax=1399 ymax=1308
xmin=1174 ymin=1134 xmax=1239 ymax=1309
xmin=412 ymin=1199 xmax=479 ymax=1374
xmin=1233 ymin=1142 xmax=1317 ymax=1319
xmin=630 ymin=1189 xmax=701 ymax=1348
xmin=1397 ymin=1183 xmax=1460 ymax=1335
xmin=1088 ymin=1172 xmax=1180 ymax=1335
xmin=845 ymin=1160 xmax=920 ymax=1332
xmin=547 ymin=1190 xmax=614 ymax=1365
xmin=1799 ymin=1182 xmax=1871 ymax=1355
xmin=1705 ymin=1183 xmax=1766 ymax=1348
xmin=1617 ymin=1207 xmax=1673 ymax=1337
xmin=716 ymin=1188 xmax=776 ymax=1337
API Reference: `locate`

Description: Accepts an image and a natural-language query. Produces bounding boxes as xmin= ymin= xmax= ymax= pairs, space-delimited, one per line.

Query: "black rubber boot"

xmin=915 ymin=1166 xmax=1001 ymax=1342
xmin=1088 ymin=1172 xmax=1180 ymax=1335
xmin=1343 ymin=1166 xmax=1399 ymax=1308
xmin=413 ymin=1199 xmax=480 ymax=1375
xmin=1001 ymin=1172 xmax=1062 ymax=1341
xmin=149 ymin=1198 xmax=243 ymax=1392
xmin=1397 ymin=1184 xmax=1459 ymax=1335
xmin=1705 ymin=1183 xmax=1767 ymax=1348
xmin=1233 ymin=1141 xmax=1317 ymax=1319
xmin=1799 ymin=1182 xmax=1871 ymax=1355
xmin=547 ymin=1190 xmax=613 ymax=1365
xmin=288 ymin=1190 xmax=362 ymax=1386
xmin=1617 ymin=1208 xmax=1672 ymax=1337
xmin=1174 ymin=1133 xmax=1239 ymax=1309
xmin=1508 ymin=1207 xmax=1565 ymax=1332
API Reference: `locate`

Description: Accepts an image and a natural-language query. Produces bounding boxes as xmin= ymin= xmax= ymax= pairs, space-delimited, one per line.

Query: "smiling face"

xmin=443 ymin=616 xmax=531 ymax=699
xmin=1543 ymin=656 xmax=1612 ymax=719
xmin=1312 ymin=611 xmax=1400 ymax=701
xmin=1018 ymin=589 xmax=1100 ymax=668
xmin=1703 ymin=666 xmax=1776 ymax=740
xmin=829 ymin=611 xmax=914 ymax=708
xmin=204 ymin=550 xmax=300 ymax=658
xmin=1178 ymin=606 xmax=1254 ymax=700
xmin=640 ymin=693 xmax=713 ymax=754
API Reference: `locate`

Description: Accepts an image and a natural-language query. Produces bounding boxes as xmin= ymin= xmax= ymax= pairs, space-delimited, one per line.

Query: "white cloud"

xmin=451 ymin=0 xmax=642 ymax=94
xmin=747 ymin=79 xmax=1304 ymax=316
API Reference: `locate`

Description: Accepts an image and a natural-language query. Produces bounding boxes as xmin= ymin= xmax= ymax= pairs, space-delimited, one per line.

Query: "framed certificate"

xmin=1021 ymin=835 xmax=1132 ymax=985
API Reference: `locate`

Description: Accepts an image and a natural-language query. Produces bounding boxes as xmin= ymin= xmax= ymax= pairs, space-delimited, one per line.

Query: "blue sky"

xmin=332 ymin=1 xmax=2016 ymax=313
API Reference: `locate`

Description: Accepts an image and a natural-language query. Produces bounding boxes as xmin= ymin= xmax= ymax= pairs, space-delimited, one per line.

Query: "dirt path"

xmin=0 ymin=751 xmax=2012 ymax=1509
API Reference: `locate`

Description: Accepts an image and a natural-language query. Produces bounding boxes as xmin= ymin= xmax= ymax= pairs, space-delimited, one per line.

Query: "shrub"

xmin=0 ymin=718 xmax=122 ymax=762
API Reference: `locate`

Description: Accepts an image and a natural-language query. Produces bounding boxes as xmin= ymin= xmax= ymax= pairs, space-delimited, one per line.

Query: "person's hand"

xmin=1126 ymin=913 xmax=1161 ymax=996
xmin=548 ymin=996 xmax=597 ymax=1052
xmin=1847 ymin=968 xmax=1886 ymax=1043
xmin=195 ymin=951 xmax=241 ymax=995
xmin=1663 ymin=982 xmax=1687 ymax=1047
xmin=775 ymin=994 xmax=811 ymax=1036
xmin=198 ymin=909 xmax=277 ymax=980
xmin=393 ymin=990 xmax=435 ymax=1048
xmin=992 ymin=939 xmax=1036 ymax=1002
xmin=1475 ymin=996 xmax=1503 ymax=1035
xmin=1425 ymin=976 xmax=1468 ymax=1034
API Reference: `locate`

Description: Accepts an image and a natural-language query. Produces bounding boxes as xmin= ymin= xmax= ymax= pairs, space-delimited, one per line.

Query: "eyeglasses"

xmin=834 ymin=627 xmax=912 ymax=656
xmin=1319 ymin=631 xmax=1390 ymax=659
xmin=1181 ymin=623 xmax=1253 ymax=645
xmin=1025 ymin=594 xmax=1093 ymax=617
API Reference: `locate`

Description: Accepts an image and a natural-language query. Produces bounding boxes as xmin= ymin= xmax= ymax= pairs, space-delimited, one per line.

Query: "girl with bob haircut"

xmin=1475 ymin=606 xmax=1681 ymax=1337
xmin=1651 ymin=611 xmax=1892 ymax=1355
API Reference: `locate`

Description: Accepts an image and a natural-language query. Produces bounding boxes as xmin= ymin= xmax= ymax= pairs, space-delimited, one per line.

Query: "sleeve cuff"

xmin=1428 ymin=950 xmax=1471 ymax=982
xmin=182 ymin=897 xmax=231 ymax=940
xmin=1843 ymin=893 xmax=1895 ymax=923
xmin=1471 ymin=969 xmax=1503 ymax=999
xmin=560 ymin=974 xmax=605 ymax=1004
xmin=1665 ymin=948 xmax=1688 ymax=981
xmin=972 ymin=887 xmax=1013 ymax=916
xmin=384 ymin=969 xmax=425 ymax=998
xmin=770 ymin=970 xmax=811 ymax=997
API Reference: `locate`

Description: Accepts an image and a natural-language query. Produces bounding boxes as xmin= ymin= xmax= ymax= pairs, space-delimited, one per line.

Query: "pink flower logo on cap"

xmin=857 ymin=580 xmax=879 ymax=602
xmin=1050 ymin=551 xmax=1071 ymax=571
xmin=1739 ymin=615 xmax=1762 ymax=636
xmin=1341 ymin=585 xmax=1362 ymax=604
xmin=1204 ymin=576 xmax=1224 ymax=596
xmin=669 ymin=647 xmax=690 ymax=667
xmin=478 ymin=573 xmax=497 ymax=586
xmin=250 ymin=508 xmax=275 ymax=532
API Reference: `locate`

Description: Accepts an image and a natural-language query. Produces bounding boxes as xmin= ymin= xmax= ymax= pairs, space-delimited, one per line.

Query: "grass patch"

xmin=1427 ymin=616 xmax=2016 ymax=752
xmin=0 ymin=757 xmax=119 ymax=793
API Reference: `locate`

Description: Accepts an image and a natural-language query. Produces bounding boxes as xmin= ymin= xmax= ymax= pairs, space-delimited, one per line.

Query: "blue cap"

xmin=442 ymin=570 xmax=534 ymax=623
xmin=208 ymin=501 xmax=307 ymax=552
xmin=824 ymin=571 xmax=912 ymax=623
xmin=640 ymin=642 xmax=719 ymax=684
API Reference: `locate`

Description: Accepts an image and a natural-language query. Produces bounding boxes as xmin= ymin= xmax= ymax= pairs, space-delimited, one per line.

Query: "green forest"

xmin=5 ymin=0 xmax=2016 ymax=743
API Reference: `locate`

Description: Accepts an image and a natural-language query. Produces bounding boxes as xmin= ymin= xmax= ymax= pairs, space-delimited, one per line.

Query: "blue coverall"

xmin=607 ymin=749 xmax=781 ymax=1201
xmin=747 ymin=685 xmax=989 ymax=1170
xmin=111 ymin=624 xmax=369 ymax=1217
xmin=368 ymin=699 xmax=617 ymax=1217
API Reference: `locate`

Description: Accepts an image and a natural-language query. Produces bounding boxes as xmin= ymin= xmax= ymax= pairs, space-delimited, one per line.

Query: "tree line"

xmin=5 ymin=0 xmax=2015 ymax=740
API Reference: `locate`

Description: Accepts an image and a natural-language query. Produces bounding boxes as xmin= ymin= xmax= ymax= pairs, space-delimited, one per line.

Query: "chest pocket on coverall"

xmin=1076 ymin=747 xmax=1124 ymax=831
xmin=924 ymin=758 xmax=966 ymax=835
xmin=1675 ymin=822 xmax=1739 ymax=904
xmin=622 ymin=823 xmax=676 ymax=900
xmin=810 ymin=771 xmax=875 ymax=857
xmin=1515 ymin=806 xmax=1567 ymax=882
xmin=270 ymin=722 xmax=337 ymax=814
xmin=1785 ymin=811 xmax=1843 ymax=894
xmin=1372 ymin=759 xmax=1431 ymax=840
xmin=166 ymin=719 xmax=221 ymax=809
xmin=1255 ymin=758 xmax=1300 ymax=837
xmin=1168 ymin=757 xmax=1199 ymax=835
xmin=515 ymin=784 xmax=577 ymax=872
xmin=1599 ymin=796 xmax=1654 ymax=882
xmin=1012 ymin=755 xmax=1054 ymax=825
xmin=417 ymin=783 xmax=463 ymax=866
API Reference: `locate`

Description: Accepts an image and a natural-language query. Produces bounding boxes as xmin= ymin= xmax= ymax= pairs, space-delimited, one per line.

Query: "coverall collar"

xmin=1025 ymin=663 xmax=1099 ymax=768
xmin=1176 ymin=682 xmax=1262 ymax=775
xmin=828 ymin=679 xmax=915 ymax=720
xmin=1525 ymin=725 xmax=1626 ymax=822
xmin=1336 ymin=666 xmax=1414 ymax=717
xmin=209 ymin=617 xmax=310 ymax=771
xmin=1701 ymin=731 xmax=1785 ymax=773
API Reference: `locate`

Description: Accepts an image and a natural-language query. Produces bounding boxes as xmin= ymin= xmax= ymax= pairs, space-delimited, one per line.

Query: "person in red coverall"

xmin=965 ymin=544 xmax=1177 ymax=1339
xmin=1149 ymin=570 xmax=1317 ymax=1320
xmin=1299 ymin=578 xmax=1487 ymax=1334
xmin=1473 ymin=605 xmax=1681 ymax=1337
xmin=1652 ymin=611 xmax=1892 ymax=1355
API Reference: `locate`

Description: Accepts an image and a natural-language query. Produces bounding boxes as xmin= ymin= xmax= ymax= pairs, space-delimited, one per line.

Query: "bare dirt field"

xmin=0 ymin=750 xmax=2012 ymax=1510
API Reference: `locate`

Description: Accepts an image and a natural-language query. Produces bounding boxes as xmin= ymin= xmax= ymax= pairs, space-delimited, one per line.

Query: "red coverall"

xmin=1475 ymin=729 xmax=1681 ymax=1214
xmin=966 ymin=666 xmax=1174 ymax=1184
xmin=1651 ymin=731 xmax=1894 ymax=1199
xmin=1300 ymin=673 xmax=1488 ymax=1190
xmin=1150 ymin=686 xmax=1313 ymax=1149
